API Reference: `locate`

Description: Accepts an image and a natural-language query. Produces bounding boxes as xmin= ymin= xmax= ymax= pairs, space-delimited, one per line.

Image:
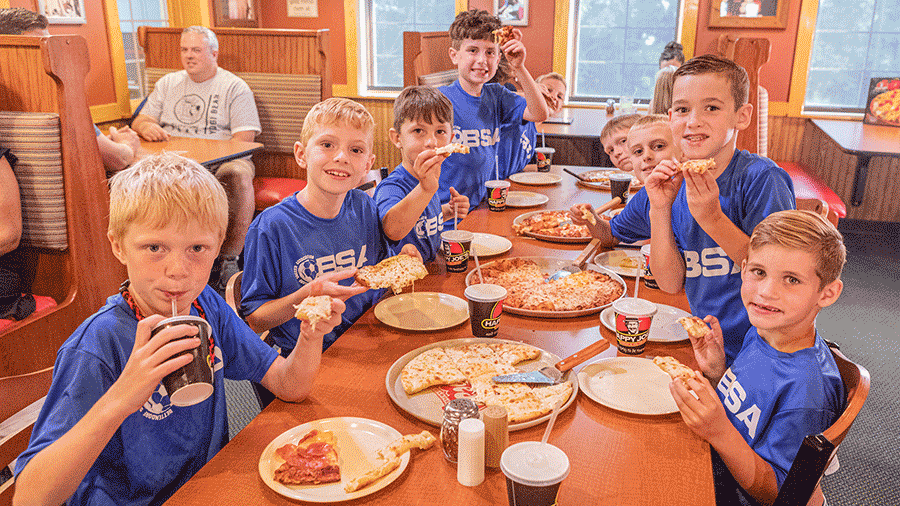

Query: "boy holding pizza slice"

xmin=14 ymin=154 xmax=345 ymax=505
xmin=644 ymin=55 xmax=796 ymax=365
xmin=241 ymin=98 xmax=421 ymax=354
xmin=669 ymin=210 xmax=846 ymax=506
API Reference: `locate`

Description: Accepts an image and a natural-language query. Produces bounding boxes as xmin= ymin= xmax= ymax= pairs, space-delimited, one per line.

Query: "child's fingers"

xmin=317 ymin=267 xmax=358 ymax=284
xmin=449 ymin=186 xmax=461 ymax=198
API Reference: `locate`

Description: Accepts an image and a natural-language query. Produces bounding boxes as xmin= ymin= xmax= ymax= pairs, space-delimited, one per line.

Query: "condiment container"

xmin=441 ymin=398 xmax=480 ymax=463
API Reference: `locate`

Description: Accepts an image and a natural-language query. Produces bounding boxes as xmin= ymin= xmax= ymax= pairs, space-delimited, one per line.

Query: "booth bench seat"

xmin=778 ymin=161 xmax=847 ymax=219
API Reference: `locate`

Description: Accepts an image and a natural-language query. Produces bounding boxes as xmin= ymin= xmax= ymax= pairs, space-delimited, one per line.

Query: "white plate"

xmin=506 ymin=191 xmax=550 ymax=208
xmin=509 ymin=172 xmax=562 ymax=186
xmin=592 ymin=249 xmax=644 ymax=277
xmin=512 ymin=210 xmax=592 ymax=244
xmin=471 ymin=232 xmax=512 ymax=257
xmin=259 ymin=417 xmax=408 ymax=502
xmin=374 ymin=292 xmax=468 ymax=331
xmin=464 ymin=257 xmax=626 ymax=318
xmin=577 ymin=357 xmax=678 ymax=415
xmin=599 ymin=303 xmax=691 ymax=342
xmin=385 ymin=338 xmax=578 ymax=431
xmin=575 ymin=169 xmax=643 ymax=191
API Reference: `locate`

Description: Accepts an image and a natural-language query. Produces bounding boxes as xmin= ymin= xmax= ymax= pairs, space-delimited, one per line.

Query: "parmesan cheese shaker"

xmin=441 ymin=398 xmax=480 ymax=463
xmin=457 ymin=418 xmax=485 ymax=486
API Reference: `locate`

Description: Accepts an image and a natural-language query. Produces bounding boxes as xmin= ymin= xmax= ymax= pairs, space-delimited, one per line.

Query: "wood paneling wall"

xmin=356 ymin=97 xmax=402 ymax=173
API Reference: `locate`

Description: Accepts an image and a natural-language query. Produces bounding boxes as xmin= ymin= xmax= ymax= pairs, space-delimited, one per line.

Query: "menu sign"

xmin=864 ymin=77 xmax=900 ymax=127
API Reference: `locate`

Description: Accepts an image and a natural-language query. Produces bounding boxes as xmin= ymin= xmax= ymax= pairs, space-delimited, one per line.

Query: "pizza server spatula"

xmin=492 ymin=338 xmax=612 ymax=385
xmin=546 ymin=238 xmax=601 ymax=282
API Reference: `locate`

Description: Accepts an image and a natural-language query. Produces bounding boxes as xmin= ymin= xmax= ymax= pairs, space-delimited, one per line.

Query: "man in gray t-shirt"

xmin=133 ymin=26 xmax=260 ymax=293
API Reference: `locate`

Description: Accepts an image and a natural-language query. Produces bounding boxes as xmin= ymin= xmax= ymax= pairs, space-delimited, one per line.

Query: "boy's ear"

xmin=107 ymin=232 xmax=127 ymax=266
xmin=294 ymin=140 xmax=307 ymax=169
xmin=448 ymin=46 xmax=459 ymax=65
xmin=734 ymin=102 xmax=754 ymax=131
xmin=817 ymin=278 xmax=843 ymax=309
xmin=388 ymin=127 xmax=402 ymax=149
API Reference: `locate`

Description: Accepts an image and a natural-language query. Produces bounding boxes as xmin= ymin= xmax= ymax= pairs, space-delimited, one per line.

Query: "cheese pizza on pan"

xmin=513 ymin=211 xmax=591 ymax=239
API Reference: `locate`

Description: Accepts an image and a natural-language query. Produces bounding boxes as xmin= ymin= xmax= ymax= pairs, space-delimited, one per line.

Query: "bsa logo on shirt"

xmin=414 ymin=215 xmax=442 ymax=239
xmin=293 ymin=246 xmax=370 ymax=284
xmin=684 ymin=247 xmax=741 ymax=278
xmin=452 ymin=126 xmax=499 ymax=148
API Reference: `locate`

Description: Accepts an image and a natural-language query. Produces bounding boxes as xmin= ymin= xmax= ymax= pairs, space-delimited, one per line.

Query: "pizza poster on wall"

xmin=863 ymin=77 xmax=900 ymax=127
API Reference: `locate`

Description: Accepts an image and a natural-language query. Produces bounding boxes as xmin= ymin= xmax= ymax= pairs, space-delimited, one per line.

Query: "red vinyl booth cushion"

xmin=0 ymin=295 xmax=57 ymax=333
xmin=777 ymin=161 xmax=847 ymax=218
xmin=253 ymin=177 xmax=307 ymax=213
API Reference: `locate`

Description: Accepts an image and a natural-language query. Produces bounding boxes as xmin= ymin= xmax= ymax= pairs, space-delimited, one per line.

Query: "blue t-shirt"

xmin=498 ymin=121 xmax=537 ymax=179
xmin=373 ymin=164 xmax=444 ymax=263
xmin=15 ymin=288 xmax=278 ymax=506
xmin=610 ymin=150 xmax=795 ymax=363
xmin=438 ymin=81 xmax=527 ymax=205
xmin=241 ymin=190 xmax=390 ymax=350
xmin=609 ymin=186 xmax=652 ymax=243
xmin=717 ymin=328 xmax=845 ymax=491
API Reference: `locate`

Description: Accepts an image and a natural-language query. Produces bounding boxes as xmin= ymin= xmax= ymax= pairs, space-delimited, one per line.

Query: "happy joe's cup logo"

xmin=612 ymin=297 xmax=657 ymax=356
xmin=480 ymin=300 xmax=504 ymax=331
xmin=465 ymin=284 xmax=507 ymax=338
xmin=485 ymin=180 xmax=510 ymax=212
xmin=441 ymin=230 xmax=473 ymax=273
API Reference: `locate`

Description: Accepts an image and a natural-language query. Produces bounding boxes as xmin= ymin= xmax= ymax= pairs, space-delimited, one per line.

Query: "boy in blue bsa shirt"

xmin=645 ymin=55 xmax=795 ymax=365
xmin=669 ymin=210 xmax=846 ymax=506
xmin=438 ymin=9 xmax=549 ymax=207
xmin=14 ymin=153 xmax=345 ymax=506
xmin=241 ymin=98 xmax=420 ymax=353
xmin=375 ymin=86 xmax=470 ymax=262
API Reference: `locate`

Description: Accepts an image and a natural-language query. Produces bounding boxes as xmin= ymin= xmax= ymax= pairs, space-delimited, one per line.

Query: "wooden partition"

xmin=0 ymin=35 xmax=125 ymax=376
xmin=137 ymin=27 xmax=332 ymax=179
xmin=403 ymin=31 xmax=454 ymax=87
xmin=719 ymin=35 xmax=770 ymax=155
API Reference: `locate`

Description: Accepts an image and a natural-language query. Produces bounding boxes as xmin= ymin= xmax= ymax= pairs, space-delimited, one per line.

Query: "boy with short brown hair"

xmin=646 ymin=54 xmax=795 ymax=364
xmin=600 ymin=113 xmax=641 ymax=171
xmin=670 ymin=210 xmax=846 ymax=506
xmin=14 ymin=153 xmax=344 ymax=505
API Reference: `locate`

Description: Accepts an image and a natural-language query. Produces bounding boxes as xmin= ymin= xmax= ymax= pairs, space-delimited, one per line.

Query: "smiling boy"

xmin=669 ymin=210 xmax=846 ymax=506
xmin=437 ymin=9 xmax=549 ymax=207
xmin=241 ymin=98 xmax=420 ymax=354
xmin=645 ymin=55 xmax=795 ymax=364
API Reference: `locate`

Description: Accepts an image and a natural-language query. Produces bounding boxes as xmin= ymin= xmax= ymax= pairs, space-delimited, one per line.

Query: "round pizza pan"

xmin=464 ymin=256 xmax=626 ymax=318
xmin=870 ymin=90 xmax=900 ymax=126
xmin=385 ymin=337 xmax=579 ymax=431
xmin=512 ymin=210 xmax=592 ymax=244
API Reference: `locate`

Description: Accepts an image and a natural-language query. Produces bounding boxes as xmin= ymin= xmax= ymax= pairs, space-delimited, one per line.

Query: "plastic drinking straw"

xmin=472 ymin=249 xmax=485 ymax=284
xmin=541 ymin=130 xmax=546 ymax=148
xmin=541 ymin=400 xmax=563 ymax=445
xmin=454 ymin=203 xmax=458 ymax=230
xmin=171 ymin=298 xmax=177 ymax=318
xmin=495 ymin=153 xmax=500 ymax=180
xmin=634 ymin=254 xmax=643 ymax=298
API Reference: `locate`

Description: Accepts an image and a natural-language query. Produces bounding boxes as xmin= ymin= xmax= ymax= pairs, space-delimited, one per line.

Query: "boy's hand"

xmin=670 ymin=374 xmax=732 ymax=445
xmin=114 ymin=315 xmax=199 ymax=415
xmin=299 ymin=297 xmax=346 ymax=342
xmin=688 ymin=315 xmax=727 ymax=382
xmin=109 ymin=126 xmax=141 ymax=154
xmin=399 ymin=243 xmax=423 ymax=263
xmin=447 ymin=187 xmax=469 ymax=221
xmin=501 ymin=28 xmax=527 ymax=70
xmin=645 ymin=159 xmax=683 ymax=209
xmin=135 ymin=121 xmax=169 ymax=142
xmin=683 ymin=166 xmax=723 ymax=226
xmin=306 ymin=268 xmax=368 ymax=301
xmin=409 ymin=149 xmax=443 ymax=194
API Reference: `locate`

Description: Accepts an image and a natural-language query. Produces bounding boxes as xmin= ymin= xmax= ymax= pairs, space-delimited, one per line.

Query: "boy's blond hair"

xmin=108 ymin=153 xmax=228 ymax=242
xmin=536 ymin=72 xmax=567 ymax=89
xmin=674 ymin=54 xmax=749 ymax=111
xmin=448 ymin=9 xmax=500 ymax=50
xmin=392 ymin=86 xmax=453 ymax=133
xmin=749 ymin=210 xmax=846 ymax=289
xmin=600 ymin=113 xmax=641 ymax=143
xmin=300 ymin=97 xmax=375 ymax=147
xmin=629 ymin=114 xmax=670 ymax=133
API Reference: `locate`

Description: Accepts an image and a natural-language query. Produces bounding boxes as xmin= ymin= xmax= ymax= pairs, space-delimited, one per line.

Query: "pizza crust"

xmin=677 ymin=316 xmax=710 ymax=339
xmin=355 ymin=254 xmax=428 ymax=294
xmin=344 ymin=431 xmax=436 ymax=493
xmin=652 ymin=356 xmax=696 ymax=382
xmin=682 ymin=158 xmax=715 ymax=174
xmin=434 ymin=143 xmax=470 ymax=156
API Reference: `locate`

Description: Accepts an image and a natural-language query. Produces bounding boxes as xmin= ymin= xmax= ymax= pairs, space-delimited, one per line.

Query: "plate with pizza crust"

xmin=374 ymin=292 xmax=469 ymax=331
xmin=512 ymin=210 xmax=593 ymax=244
xmin=577 ymin=357 xmax=679 ymax=415
xmin=506 ymin=191 xmax=550 ymax=208
xmin=508 ymin=172 xmax=563 ymax=186
xmin=464 ymin=257 xmax=626 ymax=318
xmin=575 ymin=170 xmax=643 ymax=191
xmin=599 ymin=303 xmax=691 ymax=342
xmin=258 ymin=417 xmax=408 ymax=502
xmin=591 ymin=249 xmax=644 ymax=277
xmin=471 ymin=232 xmax=512 ymax=257
xmin=385 ymin=338 xmax=579 ymax=431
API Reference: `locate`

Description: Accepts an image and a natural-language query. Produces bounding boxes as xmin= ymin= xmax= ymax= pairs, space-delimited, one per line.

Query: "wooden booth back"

xmin=0 ymin=35 xmax=125 ymax=376
xmin=137 ymin=27 xmax=332 ymax=180
xmin=403 ymin=31 xmax=456 ymax=88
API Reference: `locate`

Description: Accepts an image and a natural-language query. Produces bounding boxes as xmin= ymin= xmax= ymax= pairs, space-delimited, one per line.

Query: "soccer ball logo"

xmin=140 ymin=383 xmax=173 ymax=419
xmin=415 ymin=216 xmax=427 ymax=238
xmin=294 ymin=255 xmax=318 ymax=284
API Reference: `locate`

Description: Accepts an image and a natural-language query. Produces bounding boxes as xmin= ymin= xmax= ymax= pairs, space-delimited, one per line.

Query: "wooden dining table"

xmin=536 ymin=108 xmax=615 ymax=167
xmin=138 ymin=136 xmax=264 ymax=169
xmin=164 ymin=164 xmax=714 ymax=505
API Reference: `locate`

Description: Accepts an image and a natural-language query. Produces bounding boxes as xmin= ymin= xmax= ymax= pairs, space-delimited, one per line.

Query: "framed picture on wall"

xmin=709 ymin=0 xmax=789 ymax=29
xmin=212 ymin=0 xmax=260 ymax=28
xmin=493 ymin=0 xmax=528 ymax=26
xmin=37 ymin=0 xmax=86 ymax=24
xmin=864 ymin=77 xmax=900 ymax=127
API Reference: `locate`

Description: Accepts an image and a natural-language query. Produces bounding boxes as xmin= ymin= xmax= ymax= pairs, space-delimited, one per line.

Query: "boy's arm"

xmin=683 ymin=169 xmax=751 ymax=266
xmin=380 ymin=150 xmax=443 ymax=241
xmin=569 ymin=204 xmax=618 ymax=247
xmin=244 ymin=269 xmax=365 ymax=334
xmin=14 ymin=317 xmax=201 ymax=506
xmin=503 ymin=31 xmax=549 ymax=123
xmin=646 ymin=161 xmax=686 ymax=293
xmin=132 ymin=114 xmax=169 ymax=142
xmin=670 ymin=377 xmax=779 ymax=505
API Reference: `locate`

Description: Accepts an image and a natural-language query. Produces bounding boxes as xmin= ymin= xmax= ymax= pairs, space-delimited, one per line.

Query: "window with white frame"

xmin=571 ymin=0 xmax=682 ymax=103
xmin=117 ymin=0 xmax=168 ymax=100
xmin=804 ymin=0 xmax=900 ymax=113
xmin=365 ymin=0 xmax=456 ymax=91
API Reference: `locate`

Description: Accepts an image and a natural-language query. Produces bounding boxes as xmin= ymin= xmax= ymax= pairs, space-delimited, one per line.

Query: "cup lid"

xmin=640 ymin=244 xmax=651 ymax=254
xmin=608 ymin=172 xmax=633 ymax=180
xmin=500 ymin=441 xmax=570 ymax=486
xmin=465 ymin=283 xmax=507 ymax=302
xmin=441 ymin=229 xmax=474 ymax=241
xmin=612 ymin=297 xmax=657 ymax=317
xmin=534 ymin=147 xmax=555 ymax=153
xmin=485 ymin=179 xmax=511 ymax=188
xmin=154 ymin=315 xmax=210 ymax=330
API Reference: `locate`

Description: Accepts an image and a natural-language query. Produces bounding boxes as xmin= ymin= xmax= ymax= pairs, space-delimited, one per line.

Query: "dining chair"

xmin=771 ymin=346 xmax=870 ymax=506
xmin=796 ymin=198 xmax=840 ymax=228
xmin=225 ymin=271 xmax=276 ymax=409
xmin=0 ymin=367 xmax=54 ymax=505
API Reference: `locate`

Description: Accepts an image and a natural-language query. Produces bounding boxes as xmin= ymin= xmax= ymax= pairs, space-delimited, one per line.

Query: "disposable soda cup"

xmin=612 ymin=297 xmax=657 ymax=355
xmin=441 ymin=230 xmax=474 ymax=273
xmin=608 ymin=172 xmax=632 ymax=204
xmin=154 ymin=316 xmax=214 ymax=407
xmin=500 ymin=441 xmax=570 ymax=506
xmin=485 ymin=180 xmax=511 ymax=212
xmin=641 ymin=244 xmax=658 ymax=289
xmin=534 ymin=147 xmax=555 ymax=173
xmin=464 ymin=283 xmax=507 ymax=337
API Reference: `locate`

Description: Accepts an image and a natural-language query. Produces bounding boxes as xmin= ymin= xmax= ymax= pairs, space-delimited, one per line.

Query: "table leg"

xmin=850 ymin=153 xmax=871 ymax=207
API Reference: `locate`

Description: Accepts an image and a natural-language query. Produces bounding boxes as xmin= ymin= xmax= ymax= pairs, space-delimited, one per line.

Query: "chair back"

xmin=403 ymin=31 xmax=454 ymax=87
xmin=224 ymin=270 xmax=243 ymax=317
xmin=718 ymin=35 xmax=770 ymax=156
xmin=772 ymin=348 xmax=870 ymax=506
xmin=0 ymin=367 xmax=54 ymax=504
xmin=796 ymin=198 xmax=839 ymax=228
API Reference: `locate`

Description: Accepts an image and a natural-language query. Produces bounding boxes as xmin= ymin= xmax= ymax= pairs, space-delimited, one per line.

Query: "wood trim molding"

xmin=89 ymin=102 xmax=123 ymax=123
xmin=102 ymin=0 xmax=131 ymax=119
xmin=681 ymin=0 xmax=699 ymax=60
xmin=788 ymin=0 xmax=819 ymax=117
xmin=552 ymin=0 xmax=569 ymax=77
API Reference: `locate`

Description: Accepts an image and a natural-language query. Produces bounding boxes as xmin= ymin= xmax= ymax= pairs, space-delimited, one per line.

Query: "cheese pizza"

xmin=344 ymin=431 xmax=436 ymax=493
xmin=682 ymin=158 xmax=715 ymax=174
xmin=434 ymin=143 xmax=470 ymax=156
xmin=294 ymin=295 xmax=332 ymax=327
xmin=492 ymin=26 xmax=515 ymax=46
xmin=677 ymin=316 xmax=710 ymax=339
xmin=652 ymin=356 xmax=696 ymax=382
xmin=579 ymin=170 xmax=644 ymax=190
xmin=513 ymin=211 xmax=591 ymax=239
xmin=356 ymin=254 xmax=428 ymax=294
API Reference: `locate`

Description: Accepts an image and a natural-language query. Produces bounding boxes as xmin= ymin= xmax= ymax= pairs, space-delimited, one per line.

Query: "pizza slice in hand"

xmin=652 ymin=356 xmax=697 ymax=383
xmin=294 ymin=295 xmax=333 ymax=328
xmin=492 ymin=26 xmax=515 ymax=46
xmin=355 ymin=254 xmax=429 ymax=294
xmin=434 ymin=143 xmax=469 ymax=156
xmin=677 ymin=316 xmax=710 ymax=340
xmin=682 ymin=158 xmax=715 ymax=174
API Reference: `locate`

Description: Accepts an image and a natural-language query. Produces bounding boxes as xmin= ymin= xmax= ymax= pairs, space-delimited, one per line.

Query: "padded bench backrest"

xmin=0 ymin=112 xmax=66 ymax=250
xmin=418 ymin=70 xmax=457 ymax=88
